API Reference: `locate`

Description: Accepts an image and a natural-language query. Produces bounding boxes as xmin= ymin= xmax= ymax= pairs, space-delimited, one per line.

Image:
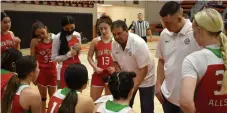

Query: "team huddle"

xmin=1 ymin=1 xmax=227 ymax=113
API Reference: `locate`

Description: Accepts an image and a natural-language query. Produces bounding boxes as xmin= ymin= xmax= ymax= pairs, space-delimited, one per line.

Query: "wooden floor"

xmin=21 ymin=37 xmax=164 ymax=113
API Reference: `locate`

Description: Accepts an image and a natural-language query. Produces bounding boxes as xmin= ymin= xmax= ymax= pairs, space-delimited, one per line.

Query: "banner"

xmin=1 ymin=0 xmax=104 ymax=8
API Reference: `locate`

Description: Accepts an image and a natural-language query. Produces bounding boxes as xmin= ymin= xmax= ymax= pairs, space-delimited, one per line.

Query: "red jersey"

xmin=36 ymin=40 xmax=56 ymax=68
xmin=194 ymin=64 xmax=227 ymax=113
xmin=47 ymin=88 xmax=79 ymax=113
xmin=1 ymin=69 xmax=14 ymax=100
xmin=95 ymin=38 xmax=113 ymax=70
xmin=62 ymin=36 xmax=80 ymax=69
xmin=11 ymin=84 xmax=31 ymax=113
xmin=1 ymin=32 xmax=14 ymax=53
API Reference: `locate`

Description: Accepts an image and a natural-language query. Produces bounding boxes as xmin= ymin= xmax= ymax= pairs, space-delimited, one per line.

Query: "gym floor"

xmin=21 ymin=36 xmax=164 ymax=113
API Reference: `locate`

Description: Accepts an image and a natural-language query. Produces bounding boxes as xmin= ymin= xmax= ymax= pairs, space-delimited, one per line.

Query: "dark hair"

xmin=111 ymin=20 xmax=128 ymax=31
xmin=59 ymin=16 xmax=75 ymax=55
xmin=2 ymin=56 xmax=37 ymax=113
xmin=32 ymin=21 xmax=46 ymax=38
xmin=159 ymin=1 xmax=181 ymax=17
xmin=97 ymin=15 xmax=113 ymax=27
xmin=138 ymin=13 xmax=142 ymax=16
xmin=1 ymin=48 xmax=23 ymax=72
xmin=108 ymin=71 xmax=136 ymax=100
xmin=1 ymin=12 xmax=9 ymax=21
xmin=58 ymin=63 xmax=88 ymax=113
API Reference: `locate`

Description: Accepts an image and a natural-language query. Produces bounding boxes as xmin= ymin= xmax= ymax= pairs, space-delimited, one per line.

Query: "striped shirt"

xmin=131 ymin=20 xmax=150 ymax=37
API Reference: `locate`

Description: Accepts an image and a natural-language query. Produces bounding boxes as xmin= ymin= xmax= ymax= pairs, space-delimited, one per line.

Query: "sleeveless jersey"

xmin=47 ymin=88 xmax=80 ymax=113
xmin=194 ymin=48 xmax=227 ymax=113
xmin=11 ymin=84 xmax=31 ymax=113
xmin=95 ymin=37 xmax=113 ymax=70
xmin=1 ymin=69 xmax=14 ymax=100
xmin=62 ymin=36 xmax=80 ymax=69
xmin=96 ymin=100 xmax=132 ymax=113
xmin=36 ymin=38 xmax=56 ymax=68
xmin=1 ymin=32 xmax=14 ymax=53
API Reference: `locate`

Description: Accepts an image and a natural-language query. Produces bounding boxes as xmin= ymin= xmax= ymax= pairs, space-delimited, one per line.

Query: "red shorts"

xmin=37 ymin=67 xmax=57 ymax=87
xmin=91 ymin=69 xmax=111 ymax=87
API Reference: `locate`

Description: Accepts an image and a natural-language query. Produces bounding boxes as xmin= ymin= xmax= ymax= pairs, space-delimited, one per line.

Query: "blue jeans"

xmin=130 ymin=85 xmax=155 ymax=113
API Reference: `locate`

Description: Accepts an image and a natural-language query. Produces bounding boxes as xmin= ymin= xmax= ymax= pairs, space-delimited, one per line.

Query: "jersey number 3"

xmin=214 ymin=70 xmax=224 ymax=95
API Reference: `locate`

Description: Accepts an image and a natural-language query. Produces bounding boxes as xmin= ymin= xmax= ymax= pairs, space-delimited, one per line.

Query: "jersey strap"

xmin=1 ymin=69 xmax=10 ymax=74
xmin=60 ymin=87 xmax=80 ymax=96
xmin=106 ymin=100 xmax=129 ymax=112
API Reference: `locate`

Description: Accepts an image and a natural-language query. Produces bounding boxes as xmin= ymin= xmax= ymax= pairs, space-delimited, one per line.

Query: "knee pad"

xmin=42 ymin=98 xmax=47 ymax=102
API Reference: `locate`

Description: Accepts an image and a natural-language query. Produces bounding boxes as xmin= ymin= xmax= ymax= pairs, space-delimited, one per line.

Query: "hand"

xmin=13 ymin=37 xmax=21 ymax=46
xmin=94 ymin=67 xmax=103 ymax=74
xmin=155 ymin=84 xmax=164 ymax=104
xmin=107 ymin=66 xmax=115 ymax=74
xmin=73 ymin=43 xmax=81 ymax=52
xmin=69 ymin=47 xmax=78 ymax=57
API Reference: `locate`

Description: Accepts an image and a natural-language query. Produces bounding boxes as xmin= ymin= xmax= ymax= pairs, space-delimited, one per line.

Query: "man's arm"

xmin=134 ymin=66 xmax=148 ymax=90
xmin=133 ymin=43 xmax=152 ymax=90
xmin=146 ymin=21 xmax=152 ymax=39
xmin=113 ymin=61 xmax=121 ymax=72
xmin=131 ymin=22 xmax=136 ymax=33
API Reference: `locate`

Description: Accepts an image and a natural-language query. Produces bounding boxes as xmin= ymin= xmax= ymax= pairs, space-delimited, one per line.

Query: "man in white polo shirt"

xmin=155 ymin=1 xmax=200 ymax=113
xmin=111 ymin=20 xmax=156 ymax=113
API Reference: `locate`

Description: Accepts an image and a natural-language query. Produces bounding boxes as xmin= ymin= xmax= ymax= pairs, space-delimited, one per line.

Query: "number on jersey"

xmin=102 ymin=56 xmax=110 ymax=65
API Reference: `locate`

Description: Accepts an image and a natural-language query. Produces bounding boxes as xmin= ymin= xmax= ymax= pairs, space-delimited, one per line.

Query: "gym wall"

xmin=2 ymin=2 xmax=97 ymax=49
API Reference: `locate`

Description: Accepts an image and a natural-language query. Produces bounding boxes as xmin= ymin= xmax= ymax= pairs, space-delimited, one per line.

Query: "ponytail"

xmin=219 ymin=32 xmax=227 ymax=94
xmin=1 ymin=74 xmax=20 ymax=113
xmin=58 ymin=90 xmax=78 ymax=113
xmin=59 ymin=30 xmax=69 ymax=55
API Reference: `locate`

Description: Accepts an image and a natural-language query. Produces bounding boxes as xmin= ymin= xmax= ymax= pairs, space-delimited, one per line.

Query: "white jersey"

xmin=97 ymin=100 xmax=132 ymax=113
xmin=95 ymin=95 xmax=114 ymax=104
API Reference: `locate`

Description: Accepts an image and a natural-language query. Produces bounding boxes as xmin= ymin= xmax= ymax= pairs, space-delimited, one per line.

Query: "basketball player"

xmin=51 ymin=15 xmax=81 ymax=88
xmin=180 ymin=8 xmax=227 ymax=113
xmin=1 ymin=48 xmax=22 ymax=100
xmin=88 ymin=15 xmax=114 ymax=101
xmin=94 ymin=71 xmax=137 ymax=113
xmin=30 ymin=21 xmax=57 ymax=113
xmin=47 ymin=63 xmax=94 ymax=113
xmin=1 ymin=12 xmax=20 ymax=53
xmin=1 ymin=56 xmax=41 ymax=113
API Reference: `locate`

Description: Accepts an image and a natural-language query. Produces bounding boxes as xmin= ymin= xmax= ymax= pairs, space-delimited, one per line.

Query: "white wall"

xmin=97 ymin=6 xmax=144 ymax=26
xmin=1 ymin=2 xmax=97 ymax=25
xmin=146 ymin=1 xmax=166 ymax=24
xmin=101 ymin=1 xmax=166 ymax=24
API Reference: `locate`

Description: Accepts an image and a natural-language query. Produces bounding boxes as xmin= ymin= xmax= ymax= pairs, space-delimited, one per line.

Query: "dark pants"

xmin=162 ymin=94 xmax=183 ymax=113
xmin=141 ymin=36 xmax=147 ymax=43
xmin=130 ymin=85 xmax=155 ymax=113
